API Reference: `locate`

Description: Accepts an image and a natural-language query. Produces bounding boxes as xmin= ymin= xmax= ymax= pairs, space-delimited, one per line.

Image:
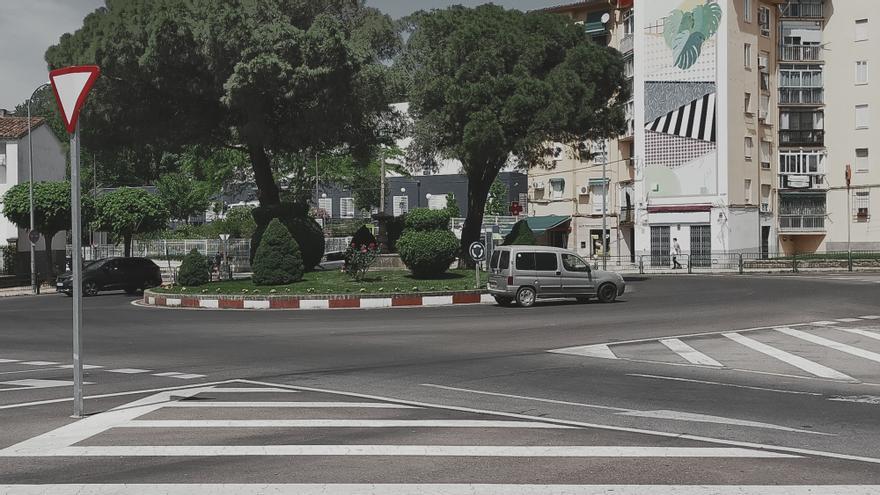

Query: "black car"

xmin=57 ymin=257 xmax=163 ymax=296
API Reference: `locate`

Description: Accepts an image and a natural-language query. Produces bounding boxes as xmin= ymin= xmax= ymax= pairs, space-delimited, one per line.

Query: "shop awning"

xmin=525 ymin=215 xmax=571 ymax=235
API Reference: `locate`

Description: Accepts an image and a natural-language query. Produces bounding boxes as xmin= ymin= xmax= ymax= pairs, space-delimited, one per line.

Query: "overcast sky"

xmin=0 ymin=0 xmax=554 ymax=111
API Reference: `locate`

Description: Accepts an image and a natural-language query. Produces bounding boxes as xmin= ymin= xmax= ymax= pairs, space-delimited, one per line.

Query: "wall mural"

xmin=644 ymin=0 xmax=721 ymax=199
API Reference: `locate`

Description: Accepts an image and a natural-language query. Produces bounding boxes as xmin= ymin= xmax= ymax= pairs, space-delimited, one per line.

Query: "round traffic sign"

xmin=28 ymin=230 xmax=40 ymax=244
xmin=469 ymin=241 xmax=486 ymax=262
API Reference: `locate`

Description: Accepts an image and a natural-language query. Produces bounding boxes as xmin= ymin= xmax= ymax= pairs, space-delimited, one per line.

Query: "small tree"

xmin=351 ymin=225 xmax=378 ymax=249
xmin=157 ymin=172 xmax=212 ymax=224
xmin=253 ymin=218 xmax=304 ymax=286
xmin=1 ymin=181 xmax=90 ymax=279
xmin=93 ymin=187 xmax=169 ymax=257
xmin=397 ymin=208 xmax=458 ymax=278
xmin=485 ymin=179 xmax=509 ymax=216
xmin=504 ymin=219 xmax=537 ymax=246
xmin=177 ymin=249 xmax=210 ymax=287
xmin=444 ymin=193 xmax=461 ymax=218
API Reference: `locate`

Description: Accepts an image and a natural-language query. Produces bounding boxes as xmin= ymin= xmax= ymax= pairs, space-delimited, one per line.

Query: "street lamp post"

xmin=27 ymin=82 xmax=51 ymax=295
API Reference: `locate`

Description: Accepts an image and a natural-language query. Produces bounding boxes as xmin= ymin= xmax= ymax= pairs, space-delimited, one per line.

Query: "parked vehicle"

xmin=487 ymin=246 xmax=625 ymax=307
xmin=56 ymin=257 xmax=163 ymax=297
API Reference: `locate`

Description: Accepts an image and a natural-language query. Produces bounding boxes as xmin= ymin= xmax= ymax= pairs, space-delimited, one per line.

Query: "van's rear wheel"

xmin=597 ymin=283 xmax=617 ymax=303
xmin=516 ymin=287 xmax=537 ymax=308
xmin=493 ymin=296 xmax=514 ymax=307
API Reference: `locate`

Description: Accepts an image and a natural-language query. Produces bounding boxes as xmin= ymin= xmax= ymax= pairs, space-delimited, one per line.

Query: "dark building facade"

xmin=384 ymin=172 xmax=528 ymax=218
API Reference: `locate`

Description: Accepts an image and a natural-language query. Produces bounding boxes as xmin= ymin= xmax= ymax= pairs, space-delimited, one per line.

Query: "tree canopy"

xmin=93 ymin=187 xmax=169 ymax=256
xmin=46 ymin=0 xmax=403 ymax=208
xmin=402 ymin=5 xmax=629 ymax=261
xmin=156 ymin=172 xmax=212 ymax=224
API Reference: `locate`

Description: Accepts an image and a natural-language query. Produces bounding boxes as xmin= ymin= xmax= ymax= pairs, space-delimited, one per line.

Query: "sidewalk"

xmin=0 ymin=285 xmax=53 ymax=298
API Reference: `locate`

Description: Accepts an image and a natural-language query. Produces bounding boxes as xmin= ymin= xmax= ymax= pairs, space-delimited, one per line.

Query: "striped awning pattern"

xmin=646 ymin=93 xmax=717 ymax=143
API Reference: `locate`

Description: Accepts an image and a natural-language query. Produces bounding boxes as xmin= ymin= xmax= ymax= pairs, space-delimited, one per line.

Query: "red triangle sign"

xmin=49 ymin=65 xmax=101 ymax=134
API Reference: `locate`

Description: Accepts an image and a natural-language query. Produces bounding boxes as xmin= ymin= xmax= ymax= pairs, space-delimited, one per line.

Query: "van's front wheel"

xmin=516 ymin=286 xmax=537 ymax=308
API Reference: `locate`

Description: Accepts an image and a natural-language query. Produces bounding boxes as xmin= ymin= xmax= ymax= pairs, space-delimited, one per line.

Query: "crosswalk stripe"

xmin=776 ymin=327 xmax=880 ymax=364
xmin=164 ymin=402 xmax=417 ymax=408
xmin=126 ymin=420 xmax=574 ymax=429
xmin=0 ymin=485 xmax=876 ymax=495
xmin=659 ymin=339 xmax=723 ymax=367
xmin=0 ymin=359 xmax=20 ymax=364
xmin=722 ymin=333 xmax=854 ymax=381
xmin=860 ymin=315 xmax=880 ymax=320
xmin=548 ymin=344 xmax=618 ymax=360
xmin=204 ymin=388 xmax=299 ymax=393
xmin=106 ymin=369 xmax=152 ymax=374
xmin=832 ymin=326 xmax=880 ymax=342
xmin=19 ymin=361 xmax=59 ymax=366
xmin=42 ymin=445 xmax=799 ymax=458
xmin=836 ymin=318 xmax=862 ymax=323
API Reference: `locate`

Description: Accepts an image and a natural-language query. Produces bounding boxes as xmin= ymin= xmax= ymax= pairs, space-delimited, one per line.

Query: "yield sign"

xmin=49 ymin=65 xmax=100 ymax=133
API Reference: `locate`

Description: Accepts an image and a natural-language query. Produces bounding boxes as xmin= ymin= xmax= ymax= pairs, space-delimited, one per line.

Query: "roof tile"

xmin=0 ymin=116 xmax=46 ymax=140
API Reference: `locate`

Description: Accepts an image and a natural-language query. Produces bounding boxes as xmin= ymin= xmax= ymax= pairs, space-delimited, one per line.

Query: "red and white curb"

xmin=143 ymin=291 xmax=493 ymax=311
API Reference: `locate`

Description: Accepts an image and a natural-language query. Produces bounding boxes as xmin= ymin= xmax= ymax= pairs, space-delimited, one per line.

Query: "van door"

xmin=488 ymin=249 xmax=511 ymax=291
xmin=533 ymin=252 xmax=562 ymax=296
xmin=561 ymin=253 xmax=593 ymax=295
xmin=513 ymin=251 xmax=536 ymax=291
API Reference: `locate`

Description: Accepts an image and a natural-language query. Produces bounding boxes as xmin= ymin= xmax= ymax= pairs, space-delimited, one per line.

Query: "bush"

xmin=250 ymin=203 xmax=324 ymax=271
xmin=1 ymin=243 xmax=17 ymax=276
xmin=344 ymin=242 xmax=380 ymax=281
xmin=404 ymin=208 xmax=451 ymax=231
xmin=503 ymin=219 xmax=537 ymax=246
xmin=177 ymin=249 xmax=210 ymax=287
xmin=253 ymin=219 xmax=304 ymax=286
xmin=444 ymin=193 xmax=461 ymax=218
xmin=351 ymin=225 xmax=377 ymax=250
xmin=385 ymin=214 xmax=406 ymax=253
xmin=397 ymin=230 xmax=459 ymax=278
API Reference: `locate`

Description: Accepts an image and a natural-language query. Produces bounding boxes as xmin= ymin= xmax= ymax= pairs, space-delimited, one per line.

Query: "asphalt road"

xmin=1 ymin=273 xmax=880 ymax=493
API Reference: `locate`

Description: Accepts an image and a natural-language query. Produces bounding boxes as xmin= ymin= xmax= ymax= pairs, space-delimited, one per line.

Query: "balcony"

xmin=620 ymin=34 xmax=633 ymax=54
xmin=781 ymin=1 xmax=824 ymax=19
xmin=779 ymin=173 xmax=826 ymax=190
xmin=779 ymin=214 xmax=825 ymax=232
xmin=619 ymin=206 xmax=634 ymax=225
xmin=779 ymin=129 xmax=824 ymax=146
xmin=779 ymin=88 xmax=823 ymax=105
xmin=780 ymin=44 xmax=822 ymax=62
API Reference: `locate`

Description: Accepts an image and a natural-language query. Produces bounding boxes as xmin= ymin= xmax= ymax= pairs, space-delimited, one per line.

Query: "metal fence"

xmin=595 ymin=251 xmax=880 ymax=275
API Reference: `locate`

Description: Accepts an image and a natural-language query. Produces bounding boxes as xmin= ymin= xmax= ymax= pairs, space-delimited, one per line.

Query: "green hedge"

xmin=177 ymin=249 xmax=210 ymax=287
xmin=397 ymin=230 xmax=459 ymax=278
xmin=253 ymin=219 xmax=304 ymax=286
xmin=404 ymin=208 xmax=451 ymax=231
xmin=250 ymin=202 xmax=324 ymax=271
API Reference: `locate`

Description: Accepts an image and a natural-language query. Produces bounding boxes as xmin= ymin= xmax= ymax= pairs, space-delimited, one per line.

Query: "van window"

xmin=562 ymin=253 xmax=589 ymax=272
xmin=515 ymin=252 xmax=536 ymax=270
xmin=499 ymin=250 xmax=510 ymax=269
xmin=534 ymin=253 xmax=558 ymax=271
xmin=490 ymin=251 xmax=500 ymax=269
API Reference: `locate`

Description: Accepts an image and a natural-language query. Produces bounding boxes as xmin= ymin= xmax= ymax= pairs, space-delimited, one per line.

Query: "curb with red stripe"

xmin=143 ymin=290 xmax=492 ymax=310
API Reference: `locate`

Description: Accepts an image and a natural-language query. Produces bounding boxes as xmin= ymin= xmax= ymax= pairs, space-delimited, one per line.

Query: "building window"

xmin=744 ymin=92 xmax=753 ymax=114
xmin=744 ymin=0 xmax=752 ymax=23
xmin=760 ymin=141 xmax=771 ymax=168
xmin=745 ymin=179 xmax=753 ymax=204
xmin=856 ymin=148 xmax=870 ymax=173
xmin=744 ymin=43 xmax=752 ymax=68
xmin=590 ymin=183 xmax=608 ymax=214
xmin=856 ymin=19 xmax=869 ymax=42
xmin=339 ymin=197 xmax=355 ymax=218
xmin=623 ymin=9 xmax=634 ymax=37
xmin=856 ymin=104 xmax=870 ymax=129
xmin=0 ymin=143 xmax=6 ymax=184
xmin=759 ymin=51 xmax=770 ymax=90
xmin=427 ymin=193 xmax=448 ymax=211
xmin=854 ymin=189 xmax=870 ymax=219
xmin=318 ymin=197 xmax=333 ymax=217
xmin=744 ymin=137 xmax=754 ymax=160
xmin=760 ymin=94 xmax=770 ymax=121
xmin=856 ymin=61 xmax=869 ymax=85
xmin=550 ymin=178 xmax=565 ymax=200
xmin=758 ymin=6 xmax=770 ymax=37
xmin=392 ymin=195 xmax=409 ymax=217
xmin=761 ymin=184 xmax=772 ymax=212
xmin=624 ymin=56 xmax=634 ymax=79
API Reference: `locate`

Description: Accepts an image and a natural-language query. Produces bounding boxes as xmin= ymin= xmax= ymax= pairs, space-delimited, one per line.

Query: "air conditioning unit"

xmin=579 ymin=186 xmax=589 ymax=195
xmin=533 ymin=181 xmax=545 ymax=189
xmin=761 ymin=203 xmax=771 ymax=213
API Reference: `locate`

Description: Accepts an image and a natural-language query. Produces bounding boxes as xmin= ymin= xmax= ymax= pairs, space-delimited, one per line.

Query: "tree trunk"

xmin=124 ymin=234 xmax=132 ymax=258
xmin=460 ymin=174 xmax=494 ymax=268
xmin=43 ymin=232 xmax=56 ymax=282
xmin=247 ymin=141 xmax=281 ymax=207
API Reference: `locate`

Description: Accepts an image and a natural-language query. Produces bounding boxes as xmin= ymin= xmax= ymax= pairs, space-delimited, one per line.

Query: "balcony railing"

xmin=619 ymin=206 xmax=634 ymax=224
xmin=779 ymin=173 xmax=826 ymax=190
xmin=781 ymin=44 xmax=822 ymax=62
xmin=779 ymin=129 xmax=824 ymax=146
xmin=779 ymin=88 xmax=823 ymax=105
xmin=781 ymin=1 xmax=824 ymax=19
xmin=779 ymin=214 xmax=825 ymax=232
xmin=620 ymin=34 xmax=633 ymax=54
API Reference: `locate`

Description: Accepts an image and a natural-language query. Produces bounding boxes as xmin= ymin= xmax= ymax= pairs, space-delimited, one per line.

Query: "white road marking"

xmin=106 ymin=368 xmax=152 ymax=374
xmin=421 ymin=384 xmax=629 ymax=412
xmin=199 ymin=300 xmax=219 ymax=309
xmin=615 ymin=410 xmax=828 ymax=435
xmin=423 ymin=295 xmax=454 ymax=306
xmin=203 ymin=387 xmax=299 ymax=393
xmin=626 ymin=374 xmax=823 ymax=396
xmin=837 ymin=318 xmax=863 ymax=323
xmin=0 ymin=359 xmax=20 ymax=363
xmin=829 ymin=395 xmax=880 ymax=405
xmin=243 ymin=300 xmax=270 ymax=310
xmin=810 ymin=321 xmax=836 ymax=326
xmin=1 ymin=485 xmax=878 ymax=495
xmin=27 ymin=445 xmax=798 ymax=458
xmin=168 ymin=373 xmax=206 ymax=380
xmin=777 ymin=327 xmax=880 ymax=364
xmin=833 ymin=326 xmax=880 ymax=342
xmin=57 ymin=364 xmax=103 ymax=369
xmin=860 ymin=315 xmax=880 ymax=320
xmin=723 ymin=332 xmax=854 ymax=381
xmin=0 ymin=379 xmax=91 ymax=392
xmin=299 ymin=299 xmax=330 ymax=310
xmin=548 ymin=343 xmax=618 ymax=360
xmin=360 ymin=298 xmax=392 ymax=308
xmin=659 ymin=339 xmax=724 ymax=367
xmin=19 ymin=361 xmax=59 ymax=366
xmin=126 ymin=419 xmax=574 ymax=429
xmin=164 ymin=401 xmax=417 ymax=408
xmin=153 ymin=372 xmax=184 ymax=377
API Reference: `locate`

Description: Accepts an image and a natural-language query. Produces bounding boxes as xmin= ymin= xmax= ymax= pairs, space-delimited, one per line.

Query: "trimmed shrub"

xmin=177 ymin=249 xmax=210 ymax=287
xmin=503 ymin=219 xmax=537 ymax=246
xmin=252 ymin=218 xmax=304 ymax=286
xmin=444 ymin=193 xmax=461 ymax=218
xmin=385 ymin=214 xmax=406 ymax=253
xmin=404 ymin=208 xmax=451 ymax=231
xmin=250 ymin=202 xmax=325 ymax=271
xmin=351 ymin=225 xmax=377 ymax=250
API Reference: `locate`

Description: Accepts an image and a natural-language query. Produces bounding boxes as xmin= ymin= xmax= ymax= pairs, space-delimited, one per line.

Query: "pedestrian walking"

xmin=671 ymin=238 xmax=682 ymax=269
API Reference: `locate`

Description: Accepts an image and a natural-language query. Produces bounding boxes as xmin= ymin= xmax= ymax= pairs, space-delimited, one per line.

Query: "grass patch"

xmin=154 ymin=268 xmax=488 ymax=296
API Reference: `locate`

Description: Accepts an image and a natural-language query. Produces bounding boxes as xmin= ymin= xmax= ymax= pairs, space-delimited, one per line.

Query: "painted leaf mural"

xmin=664 ymin=1 xmax=722 ymax=70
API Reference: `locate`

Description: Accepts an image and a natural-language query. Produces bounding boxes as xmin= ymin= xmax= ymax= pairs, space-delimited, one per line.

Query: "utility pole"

xmin=601 ymin=140 xmax=608 ymax=271
xmin=27 ymin=83 xmax=50 ymax=295
xmin=846 ymin=164 xmax=852 ymax=271
xmin=380 ymin=158 xmax=386 ymax=215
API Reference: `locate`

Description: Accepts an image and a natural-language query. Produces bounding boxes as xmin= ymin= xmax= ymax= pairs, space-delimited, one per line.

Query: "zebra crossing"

xmin=0 ymin=357 xmax=206 ymax=390
xmin=550 ymin=316 xmax=880 ymax=383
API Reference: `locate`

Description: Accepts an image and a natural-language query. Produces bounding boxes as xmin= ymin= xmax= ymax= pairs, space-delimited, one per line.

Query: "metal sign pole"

xmin=70 ymin=121 xmax=84 ymax=418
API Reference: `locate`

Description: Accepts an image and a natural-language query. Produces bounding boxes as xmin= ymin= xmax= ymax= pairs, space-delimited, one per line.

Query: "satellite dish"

xmin=601 ymin=13 xmax=611 ymax=24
